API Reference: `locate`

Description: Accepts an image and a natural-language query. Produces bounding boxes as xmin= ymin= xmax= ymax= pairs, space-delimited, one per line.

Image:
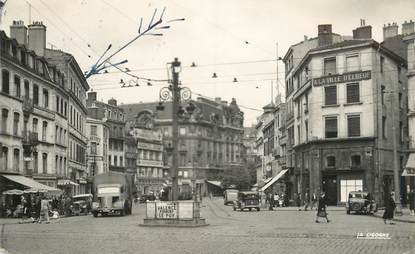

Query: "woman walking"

xmin=315 ymin=192 xmax=330 ymax=223
xmin=383 ymin=192 xmax=396 ymax=224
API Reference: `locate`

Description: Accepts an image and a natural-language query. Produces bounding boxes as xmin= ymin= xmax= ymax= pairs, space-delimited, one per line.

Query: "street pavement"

xmin=1 ymin=198 xmax=414 ymax=254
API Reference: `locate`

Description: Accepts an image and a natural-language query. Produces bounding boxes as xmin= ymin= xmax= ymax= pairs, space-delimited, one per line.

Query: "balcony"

xmin=23 ymin=131 xmax=39 ymax=146
xmin=23 ymin=98 xmax=34 ymax=116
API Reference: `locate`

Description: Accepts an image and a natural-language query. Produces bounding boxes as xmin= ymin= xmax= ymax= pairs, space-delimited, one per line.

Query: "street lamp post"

xmin=171 ymin=58 xmax=181 ymax=201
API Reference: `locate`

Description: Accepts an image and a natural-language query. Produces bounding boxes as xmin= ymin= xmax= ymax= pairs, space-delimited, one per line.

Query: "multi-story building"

xmin=45 ymin=46 xmax=89 ymax=196
xmin=283 ymin=23 xmax=408 ymax=205
xmin=86 ymin=92 xmax=126 ymax=174
xmin=121 ymin=96 xmax=245 ymax=197
xmin=0 ymin=20 xmax=88 ymax=195
xmin=86 ymin=116 xmax=109 ymax=177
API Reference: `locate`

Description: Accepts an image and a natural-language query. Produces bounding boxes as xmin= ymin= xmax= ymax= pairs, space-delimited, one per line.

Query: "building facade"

xmin=86 ymin=117 xmax=109 ymax=177
xmin=283 ymin=23 xmax=409 ymax=205
xmin=121 ymin=96 xmax=245 ymax=197
xmin=0 ymin=20 xmax=89 ymax=195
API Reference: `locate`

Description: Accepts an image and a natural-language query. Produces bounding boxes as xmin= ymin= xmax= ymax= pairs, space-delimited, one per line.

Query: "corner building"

xmin=284 ymin=23 xmax=408 ymax=205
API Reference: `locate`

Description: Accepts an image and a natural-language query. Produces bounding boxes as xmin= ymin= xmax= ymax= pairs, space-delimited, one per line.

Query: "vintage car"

xmin=72 ymin=194 xmax=92 ymax=216
xmin=233 ymin=191 xmax=260 ymax=211
xmin=346 ymin=191 xmax=377 ymax=215
xmin=224 ymin=189 xmax=239 ymax=205
xmin=139 ymin=194 xmax=156 ymax=203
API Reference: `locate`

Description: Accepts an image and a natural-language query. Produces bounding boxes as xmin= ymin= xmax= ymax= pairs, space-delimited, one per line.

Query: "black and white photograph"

xmin=0 ymin=0 xmax=414 ymax=253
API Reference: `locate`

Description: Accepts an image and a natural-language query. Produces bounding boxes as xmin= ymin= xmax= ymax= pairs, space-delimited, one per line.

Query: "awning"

xmin=403 ymin=153 xmax=415 ymax=176
xmin=260 ymin=169 xmax=289 ymax=192
xmin=2 ymin=174 xmax=61 ymax=193
xmin=206 ymin=180 xmax=222 ymax=188
xmin=57 ymin=179 xmax=79 ymax=186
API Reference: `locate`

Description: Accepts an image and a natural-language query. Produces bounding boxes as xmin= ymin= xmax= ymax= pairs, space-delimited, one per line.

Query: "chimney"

xmin=318 ymin=24 xmax=333 ymax=47
xmin=353 ymin=25 xmax=372 ymax=39
xmin=215 ymin=97 xmax=222 ymax=103
xmin=383 ymin=22 xmax=399 ymax=40
xmin=28 ymin=21 xmax=46 ymax=56
xmin=402 ymin=20 xmax=415 ymax=35
xmin=108 ymin=98 xmax=117 ymax=106
xmin=10 ymin=20 xmax=28 ymax=46
xmin=87 ymin=91 xmax=97 ymax=102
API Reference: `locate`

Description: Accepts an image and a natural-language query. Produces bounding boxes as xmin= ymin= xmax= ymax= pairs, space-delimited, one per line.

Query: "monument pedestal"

xmin=140 ymin=201 xmax=209 ymax=227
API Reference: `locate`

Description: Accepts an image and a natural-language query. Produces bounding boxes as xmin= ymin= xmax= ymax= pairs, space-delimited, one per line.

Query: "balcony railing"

xmin=23 ymin=131 xmax=39 ymax=145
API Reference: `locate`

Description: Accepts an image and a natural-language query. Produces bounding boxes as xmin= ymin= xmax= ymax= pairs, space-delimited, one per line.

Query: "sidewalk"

xmin=260 ymin=206 xmax=346 ymax=211
xmin=373 ymin=208 xmax=415 ymax=224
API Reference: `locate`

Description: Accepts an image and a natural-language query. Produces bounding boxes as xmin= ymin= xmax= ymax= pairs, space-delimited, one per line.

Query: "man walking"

xmin=383 ymin=192 xmax=396 ymax=224
xmin=315 ymin=192 xmax=330 ymax=223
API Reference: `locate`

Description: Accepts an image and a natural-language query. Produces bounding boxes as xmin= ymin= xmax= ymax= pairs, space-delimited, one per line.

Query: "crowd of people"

xmin=1 ymin=192 xmax=78 ymax=223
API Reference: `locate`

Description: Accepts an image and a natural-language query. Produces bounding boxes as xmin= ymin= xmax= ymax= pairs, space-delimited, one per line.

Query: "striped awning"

xmin=2 ymin=174 xmax=61 ymax=193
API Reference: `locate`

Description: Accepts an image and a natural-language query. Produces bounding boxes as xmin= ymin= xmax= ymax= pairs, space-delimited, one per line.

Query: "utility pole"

xmin=276 ymin=42 xmax=279 ymax=98
xmin=171 ymin=58 xmax=181 ymax=201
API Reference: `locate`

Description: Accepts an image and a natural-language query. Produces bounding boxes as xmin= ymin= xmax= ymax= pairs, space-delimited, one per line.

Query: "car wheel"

xmin=347 ymin=210 xmax=350 ymax=214
xmin=249 ymin=208 xmax=252 ymax=211
xmin=93 ymin=212 xmax=98 ymax=217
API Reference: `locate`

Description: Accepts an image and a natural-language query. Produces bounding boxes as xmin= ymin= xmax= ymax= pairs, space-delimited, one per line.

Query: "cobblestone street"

xmin=1 ymin=198 xmax=414 ymax=254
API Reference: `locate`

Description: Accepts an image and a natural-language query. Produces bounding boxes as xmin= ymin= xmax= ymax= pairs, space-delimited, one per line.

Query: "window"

xmin=42 ymin=153 xmax=47 ymax=174
xmin=14 ymin=75 xmax=21 ymax=98
xmin=114 ymin=156 xmax=118 ymax=166
xmin=346 ymin=83 xmax=360 ymax=103
xmin=1 ymin=147 xmax=8 ymax=170
xmin=347 ymin=115 xmax=360 ymax=137
xmin=399 ymin=93 xmax=403 ymax=109
xmin=305 ymin=120 xmax=309 ymax=142
xmin=42 ymin=89 xmax=49 ymax=108
xmin=304 ymin=93 xmax=309 ymax=112
xmin=91 ymin=125 xmax=97 ymax=136
xmin=32 ymin=118 xmax=38 ymax=134
xmin=2 ymin=69 xmax=10 ymax=94
xmin=381 ymin=85 xmax=385 ymax=105
xmin=33 ymin=84 xmax=39 ymax=105
xmin=42 ymin=121 xmax=48 ymax=141
xmin=180 ymin=127 xmax=186 ymax=136
xmin=109 ymin=155 xmax=112 ymax=165
xmin=324 ymin=86 xmax=337 ymax=105
xmin=382 ymin=116 xmax=387 ymax=138
xmin=13 ymin=112 xmax=19 ymax=136
xmin=351 ymin=155 xmax=361 ymax=168
xmin=400 ymin=121 xmax=403 ymax=143
xmin=346 ymin=54 xmax=359 ymax=72
xmin=325 ymin=116 xmax=338 ymax=138
xmin=64 ymin=102 xmax=67 ymax=116
xmin=55 ymin=125 xmax=59 ymax=142
xmin=24 ymin=80 xmax=30 ymax=99
xmin=56 ymin=96 xmax=60 ymax=113
xmin=326 ymin=156 xmax=336 ymax=167
xmin=13 ymin=148 xmax=19 ymax=171
xmin=1 ymin=108 xmax=9 ymax=134
xmin=324 ymin=57 xmax=336 ymax=75
xmin=380 ymin=56 xmax=384 ymax=73
xmin=33 ymin=152 xmax=38 ymax=173
xmin=91 ymin=142 xmax=97 ymax=155
xmin=120 ymin=156 xmax=123 ymax=167
xmin=183 ymin=171 xmax=188 ymax=178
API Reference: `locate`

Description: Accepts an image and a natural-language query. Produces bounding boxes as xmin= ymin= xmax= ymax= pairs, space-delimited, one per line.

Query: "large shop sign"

xmin=313 ymin=70 xmax=371 ymax=86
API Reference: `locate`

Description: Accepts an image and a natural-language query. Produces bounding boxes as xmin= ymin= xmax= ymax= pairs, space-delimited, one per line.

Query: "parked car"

xmin=72 ymin=194 xmax=92 ymax=216
xmin=233 ymin=191 xmax=260 ymax=211
xmin=346 ymin=191 xmax=377 ymax=215
xmin=139 ymin=194 xmax=156 ymax=203
xmin=224 ymin=189 xmax=239 ymax=205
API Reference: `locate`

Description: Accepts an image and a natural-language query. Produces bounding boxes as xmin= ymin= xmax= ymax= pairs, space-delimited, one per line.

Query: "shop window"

xmin=326 ymin=156 xmax=336 ymax=168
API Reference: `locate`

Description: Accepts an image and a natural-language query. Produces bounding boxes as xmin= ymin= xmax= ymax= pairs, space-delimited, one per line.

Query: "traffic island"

xmin=139 ymin=201 xmax=209 ymax=227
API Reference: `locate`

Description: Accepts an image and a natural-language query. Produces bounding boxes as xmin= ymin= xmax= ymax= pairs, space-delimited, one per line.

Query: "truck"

xmin=223 ymin=189 xmax=239 ymax=205
xmin=91 ymin=172 xmax=136 ymax=217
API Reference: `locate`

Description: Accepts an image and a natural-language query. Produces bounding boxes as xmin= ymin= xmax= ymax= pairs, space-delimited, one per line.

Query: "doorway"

xmin=322 ymin=174 xmax=337 ymax=205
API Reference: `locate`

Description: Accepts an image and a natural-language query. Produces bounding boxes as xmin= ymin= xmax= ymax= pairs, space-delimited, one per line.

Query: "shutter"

xmin=325 ymin=86 xmax=337 ymax=105
xmin=325 ymin=117 xmax=338 ymax=138
xmin=347 ymin=83 xmax=360 ymax=103
xmin=348 ymin=115 xmax=360 ymax=137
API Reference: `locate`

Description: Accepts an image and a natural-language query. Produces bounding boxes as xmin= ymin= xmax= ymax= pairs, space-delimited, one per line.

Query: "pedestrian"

xmin=315 ymin=192 xmax=330 ymax=223
xmin=296 ymin=193 xmax=302 ymax=211
xmin=40 ymin=194 xmax=50 ymax=224
xmin=274 ymin=193 xmax=280 ymax=208
xmin=310 ymin=192 xmax=318 ymax=211
xmin=383 ymin=192 xmax=396 ymax=224
xmin=20 ymin=195 xmax=28 ymax=223
xmin=303 ymin=191 xmax=310 ymax=211
xmin=267 ymin=192 xmax=274 ymax=210
xmin=408 ymin=189 xmax=414 ymax=216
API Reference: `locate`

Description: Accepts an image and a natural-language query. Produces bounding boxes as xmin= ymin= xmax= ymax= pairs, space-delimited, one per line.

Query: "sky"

xmin=1 ymin=0 xmax=415 ymax=126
